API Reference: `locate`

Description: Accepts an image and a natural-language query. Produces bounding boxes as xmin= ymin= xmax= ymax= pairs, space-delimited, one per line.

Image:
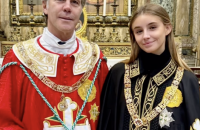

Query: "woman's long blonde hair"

xmin=125 ymin=3 xmax=191 ymax=71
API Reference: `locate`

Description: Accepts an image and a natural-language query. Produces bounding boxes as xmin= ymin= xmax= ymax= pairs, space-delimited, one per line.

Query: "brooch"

xmin=159 ymin=108 xmax=174 ymax=128
xmin=192 ymin=119 xmax=200 ymax=130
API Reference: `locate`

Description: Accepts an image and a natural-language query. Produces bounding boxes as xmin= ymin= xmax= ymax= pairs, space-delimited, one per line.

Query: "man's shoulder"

xmin=79 ymin=40 xmax=105 ymax=59
xmin=2 ymin=49 xmax=20 ymax=65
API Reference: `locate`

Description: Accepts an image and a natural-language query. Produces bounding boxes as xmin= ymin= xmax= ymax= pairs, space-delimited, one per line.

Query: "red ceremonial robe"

xmin=0 ymin=37 xmax=108 ymax=130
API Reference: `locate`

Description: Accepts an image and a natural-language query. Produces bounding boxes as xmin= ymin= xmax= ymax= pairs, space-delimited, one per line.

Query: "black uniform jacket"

xmin=97 ymin=50 xmax=200 ymax=130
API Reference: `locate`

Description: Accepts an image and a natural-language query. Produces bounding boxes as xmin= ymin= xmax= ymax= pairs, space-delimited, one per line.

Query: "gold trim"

xmin=140 ymin=78 xmax=158 ymax=130
xmin=153 ymin=60 xmax=177 ymax=86
xmin=124 ymin=62 xmax=184 ymax=128
xmin=14 ymin=39 xmax=99 ymax=93
xmin=130 ymin=59 xmax=140 ymax=78
xmin=76 ymin=7 xmax=87 ymax=40
xmin=89 ymin=103 xmax=100 ymax=123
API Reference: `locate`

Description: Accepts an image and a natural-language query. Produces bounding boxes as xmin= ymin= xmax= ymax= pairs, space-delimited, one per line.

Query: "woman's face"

xmin=131 ymin=14 xmax=171 ymax=55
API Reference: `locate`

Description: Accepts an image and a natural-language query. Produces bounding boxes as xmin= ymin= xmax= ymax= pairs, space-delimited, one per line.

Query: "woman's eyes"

xmin=149 ymin=26 xmax=157 ymax=30
xmin=135 ymin=26 xmax=157 ymax=34
xmin=135 ymin=30 xmax=143 ymax=34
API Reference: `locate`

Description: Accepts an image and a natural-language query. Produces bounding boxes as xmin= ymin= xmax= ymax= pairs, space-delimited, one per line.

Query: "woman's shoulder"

xmin=111 ymin=62 xmax=125 ymax=70
xmin=109 ymin=62 xmax=125 ymax=76
xmin=180 ymin=69 xmax=199 ymax=89
xmin=182 ymin=69 xmax=198 ymax=81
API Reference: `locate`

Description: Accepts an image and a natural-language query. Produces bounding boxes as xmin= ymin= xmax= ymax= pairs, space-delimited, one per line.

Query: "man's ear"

xmin=42 ymin=0 xmax=48 ymax=15
xmin=165 ymin=24 xmax=172 ymax=35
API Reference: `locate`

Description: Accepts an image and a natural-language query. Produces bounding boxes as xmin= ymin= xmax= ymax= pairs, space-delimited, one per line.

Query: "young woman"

xmin=97 ymin=3 xmax=200 ymax=130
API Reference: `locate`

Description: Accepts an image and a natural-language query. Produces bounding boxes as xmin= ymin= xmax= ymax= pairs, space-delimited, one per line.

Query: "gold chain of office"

xmin=124 ymin=64 xmax=184 ymax=129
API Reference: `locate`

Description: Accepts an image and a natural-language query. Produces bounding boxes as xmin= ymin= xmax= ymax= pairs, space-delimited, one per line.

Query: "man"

xmin=0 ymin=0 xmax=108 ymax=130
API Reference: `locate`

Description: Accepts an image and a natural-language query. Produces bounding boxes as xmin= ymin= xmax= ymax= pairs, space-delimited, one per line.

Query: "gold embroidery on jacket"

xmin=126 ymin=60 xmax=180 ymax=130
xmin=153 ymin=60 xmax=176 ymax=86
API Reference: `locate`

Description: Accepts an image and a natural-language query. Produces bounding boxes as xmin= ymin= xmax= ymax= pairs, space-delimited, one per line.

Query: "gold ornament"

xmin=58 ymin=94 xmax=68 ymax=111
xmin=78 ymin=79 xmax=96 ymax=102
xmin=89 ymin=103 xmax=100 ymax=122
xmin=163 ymin=87 xmax=183 ymax=107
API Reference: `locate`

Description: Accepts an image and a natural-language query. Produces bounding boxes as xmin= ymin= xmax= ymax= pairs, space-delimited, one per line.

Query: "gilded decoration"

xmin=1 ymin=44 xmax=13 ymax=56
xmin=44 ymin=97 xmax=91 ymax=129
xmin=78 ymin=79 xmax=96 ymax=102
xmin=130 ymin=59 xmax=140 ymax=78
xmin=73 ymin=41 xmax=100 ymax=75
xmin=153 ymin=60 xmax=177 ymax=86
xmin=89 ymin=103 xmax=100 ymax=122
xmin=76 ymin=8 xmax=88 ymax=41
xmin=163 ymin=87 xmax=183 ymax=108
xmin=98 ymin=42 xmax=131 ymax=57
xmin=13 ymin=38 xmax=58 ymax=77
xmin=124 ymin=60 xmax=184 ymax=129
xmin=13 ymin=38 xmax=99 ymax=93
xmin=4 ymin=0 xmax=199 ymax=65
xmin=140 ymin=78 xmax=158 ymax=130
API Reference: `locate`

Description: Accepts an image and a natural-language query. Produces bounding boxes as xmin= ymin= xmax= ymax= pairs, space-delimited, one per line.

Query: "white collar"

xmin=41 ymin=27 xmax=76 ymax=49
xmin=39 ymin=27 xmax=83 ymax=56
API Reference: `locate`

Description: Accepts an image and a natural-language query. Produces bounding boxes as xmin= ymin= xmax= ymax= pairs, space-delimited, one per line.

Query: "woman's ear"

xmin=165 ymin=24 xmax=172 ymax=35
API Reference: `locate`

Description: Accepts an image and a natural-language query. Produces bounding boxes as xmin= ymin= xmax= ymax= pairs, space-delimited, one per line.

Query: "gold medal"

xmin=163 ymin=87 xmax=183 ymax=108
xmin=78 ymin=79 xmax=96 ymax=102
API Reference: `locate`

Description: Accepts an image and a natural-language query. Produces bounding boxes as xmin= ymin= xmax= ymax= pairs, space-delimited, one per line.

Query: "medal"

xmin=58 ymin=93 xmax=68 ymax=111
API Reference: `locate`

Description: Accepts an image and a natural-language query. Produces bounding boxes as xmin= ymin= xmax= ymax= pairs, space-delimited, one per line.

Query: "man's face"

xmin=43 ymin=0 xmax=82 ymax=38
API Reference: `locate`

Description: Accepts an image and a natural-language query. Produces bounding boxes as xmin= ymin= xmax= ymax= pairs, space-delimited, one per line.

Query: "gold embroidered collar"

xmin=12 ymin=37 xmax=100 ymax=93
xmin=129 ymin=59 xmax=177 ymax=86
xmin=13 ymin=37 xmax=100 ymax=77
xmin=124 ymin=60 xmax=184 ymax=128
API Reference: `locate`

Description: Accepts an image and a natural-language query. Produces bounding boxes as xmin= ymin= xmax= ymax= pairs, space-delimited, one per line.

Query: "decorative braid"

xmin=0 ymin=60 xmax=102 ymax=130
xmin=103 ymin=56 xmax=107 ymax=61
xmin=0 ymin=62 xmax=18 ymax=74
xmin=19 ymin=64 xmax=69 ymax=130
xmin=72 ymin=58 xmax=102 ymax=129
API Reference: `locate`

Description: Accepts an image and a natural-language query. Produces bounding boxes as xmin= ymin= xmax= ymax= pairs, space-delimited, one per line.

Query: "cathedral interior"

xmin=0 ymin=0 xmax=200 ymax=81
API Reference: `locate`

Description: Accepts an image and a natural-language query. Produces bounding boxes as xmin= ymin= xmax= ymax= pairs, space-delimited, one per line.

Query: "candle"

xmin=128 ymin=0 xmax=131 ymax=16
xmin=103 ymin=0 xmax=106 ymax=16
xmin=16 ymin=0 xmax=19 ymax=15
